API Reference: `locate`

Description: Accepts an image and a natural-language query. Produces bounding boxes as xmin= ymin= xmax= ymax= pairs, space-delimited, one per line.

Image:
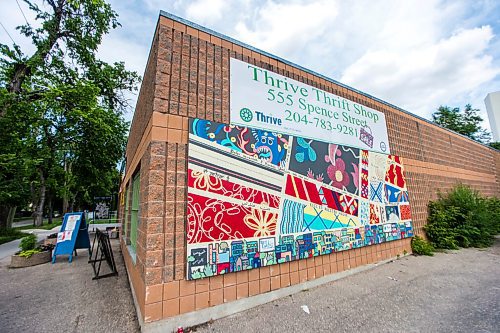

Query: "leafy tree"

xmin=0 ymin=0 xmax=140 ymax=228
xmin=432 ymin=104 xmax=491 ymax=143
xmin=490 ymin=142 xmax=500 ymax=150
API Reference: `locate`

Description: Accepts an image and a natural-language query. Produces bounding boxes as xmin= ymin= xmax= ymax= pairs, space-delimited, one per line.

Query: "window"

xmin=123 ymin=185 xmax=130 ymax=240
xmin=130 ymin=172 xmax=140 ymax=252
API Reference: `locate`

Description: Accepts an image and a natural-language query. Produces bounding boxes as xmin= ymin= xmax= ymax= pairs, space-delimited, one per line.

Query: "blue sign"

xmin=52 ymin=212 xmax=91 ymax=263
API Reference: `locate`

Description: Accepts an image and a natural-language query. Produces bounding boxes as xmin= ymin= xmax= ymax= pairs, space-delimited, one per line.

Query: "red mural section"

xmin=188 ymin=169 xmax=281 ymax=208
xmin=187 ymin=192 xmax=278 ymax=244
xmin=284 ymin=174 xmax=358 ymax=216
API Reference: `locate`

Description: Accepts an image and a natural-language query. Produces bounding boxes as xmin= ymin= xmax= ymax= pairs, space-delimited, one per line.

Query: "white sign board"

xmin=230 ymin=58 xmax=390 ymax=153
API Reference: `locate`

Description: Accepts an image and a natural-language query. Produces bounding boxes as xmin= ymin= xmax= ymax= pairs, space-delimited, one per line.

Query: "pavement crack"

xmin=73 ymin=314 xmax=83 ymax=333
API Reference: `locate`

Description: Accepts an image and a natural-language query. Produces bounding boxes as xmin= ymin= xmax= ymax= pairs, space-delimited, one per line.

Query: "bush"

xmin=411 ymin=236 xmax=434 ymax=256
xmin=0 ymin=228 xmax=26 ymax=245
xmin=425 ymin=184 xmax=500 ymax=249
xmin=485 ymin=197 xmax=500 ymax=235
xmin=19 ymin=234 xmax=37 ymax=252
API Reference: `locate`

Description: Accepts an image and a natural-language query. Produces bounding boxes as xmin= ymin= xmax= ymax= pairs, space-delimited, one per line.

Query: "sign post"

xmin=52 ymin=212 xmax=91 ymax=263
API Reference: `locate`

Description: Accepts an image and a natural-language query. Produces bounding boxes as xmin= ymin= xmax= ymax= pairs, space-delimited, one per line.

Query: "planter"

xmin=10 ymin=250 xmax=52 ymax=268
xmin=44 ymin=238 xmax=57 ymax=246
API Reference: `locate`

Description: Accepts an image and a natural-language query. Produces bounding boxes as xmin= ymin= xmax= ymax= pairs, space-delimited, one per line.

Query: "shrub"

xmin=411 ymin=236 xmax=434 ymax=256
xmin=425 ymin=184 xmax=500 ymax=249
xmin=19 ymin=234 xmax=37 ymax=252
xmin=485 ymin=197 xmax=500 ymax=235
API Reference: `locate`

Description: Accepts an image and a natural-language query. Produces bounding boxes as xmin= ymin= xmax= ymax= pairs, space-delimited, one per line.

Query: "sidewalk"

xmin=1 ymin=237 xmax=498 ymax=333
xmin=0 ymin=227 xmax=59 ymax=264
xmin=0 ymin=238 xmax=139 ymax=332
xmin=0 ymin=222 xmax=121 ymax=263
xmin=11 ymin=220 xmax=34 ymax=228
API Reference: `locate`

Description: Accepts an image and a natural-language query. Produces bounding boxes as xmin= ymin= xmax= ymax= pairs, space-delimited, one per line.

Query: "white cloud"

xmin=234 ymin=0 xmax=339 ymax=58
xmin=0 ymin=0 xmax=40 ymax=56
xmin=143 ymin=0 xmax=186 ymax=12
xmin=341 ymin=25 xmax=500 ymax=119
xmin=185 ymin=0 xmax=228 ymax=25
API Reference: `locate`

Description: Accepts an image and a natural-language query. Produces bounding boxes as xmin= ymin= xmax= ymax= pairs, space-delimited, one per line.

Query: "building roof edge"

xmin=159 ymin=10 xmax=499 ymax=152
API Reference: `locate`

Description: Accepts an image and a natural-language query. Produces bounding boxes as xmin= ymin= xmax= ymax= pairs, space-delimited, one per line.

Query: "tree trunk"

xmin=62 ymin=197 xmax=69 ymax=215
xmin=47 ymin=195 xmax=53 ymax=224
xmin=2 ymin=6 xmax=66 ymax=117
xmin=62 ymin=158 xmax=71 ymax=214
xmin=33 ymin=170 xmax=46 ymax=227
xmin=0 ymin=205 xmax=11 ymax=230
xmin=7 ymin=206 xmax=16 ymax=229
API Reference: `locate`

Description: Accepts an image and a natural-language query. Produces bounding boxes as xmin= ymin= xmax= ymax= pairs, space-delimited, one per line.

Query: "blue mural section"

xmin=190 ymin=118 xmax=289 ymax=168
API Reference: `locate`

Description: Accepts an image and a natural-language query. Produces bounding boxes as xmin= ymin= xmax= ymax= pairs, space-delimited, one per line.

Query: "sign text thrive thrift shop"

xmin=230 ymin=58 xmax=390 ymax=154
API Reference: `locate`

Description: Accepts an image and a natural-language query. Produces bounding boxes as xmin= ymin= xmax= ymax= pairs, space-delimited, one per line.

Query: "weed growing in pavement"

xmin=411 ymin=236 xmax=434 ymax=256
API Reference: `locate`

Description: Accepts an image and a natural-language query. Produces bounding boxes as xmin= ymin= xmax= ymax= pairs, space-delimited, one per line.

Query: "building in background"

xmin=485 ymin=91 xmax=500 ymax=141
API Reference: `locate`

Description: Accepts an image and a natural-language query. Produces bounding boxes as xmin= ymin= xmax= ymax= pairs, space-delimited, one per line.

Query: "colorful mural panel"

xmin=187 ymin=118 xmax=414 ymax=280
xmin=190 ymin=118 xmax=289 ymax=169
xmin=288 ymin=139 xmax=360 ymax=195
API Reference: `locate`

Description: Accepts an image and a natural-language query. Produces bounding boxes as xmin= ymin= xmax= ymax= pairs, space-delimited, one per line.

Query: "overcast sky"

xmin=1 ymin=0 xmax=499 ymax=132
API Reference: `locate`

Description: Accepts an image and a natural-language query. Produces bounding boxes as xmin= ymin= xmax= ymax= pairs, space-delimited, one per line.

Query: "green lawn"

xmin=0 ymin=228 xmax=27 ymax=245
xmin=15 ymin=218 xmax=63 ymax=231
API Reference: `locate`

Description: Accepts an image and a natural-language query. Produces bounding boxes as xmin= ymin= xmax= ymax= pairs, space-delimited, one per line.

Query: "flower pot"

xmin=10 ymin=250 xmax=52 ymax=268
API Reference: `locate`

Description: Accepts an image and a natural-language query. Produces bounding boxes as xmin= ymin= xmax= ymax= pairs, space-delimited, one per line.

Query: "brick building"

xmin=119 ymin=11 xmax=500 ymax=332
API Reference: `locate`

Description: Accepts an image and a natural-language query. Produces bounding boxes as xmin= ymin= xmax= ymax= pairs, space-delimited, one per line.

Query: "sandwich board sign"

xmin=52 ymin=212 xmax=91 ymax=263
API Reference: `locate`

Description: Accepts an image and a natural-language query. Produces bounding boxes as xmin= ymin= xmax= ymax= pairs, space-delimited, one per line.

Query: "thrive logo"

xmin=240 ymin=108 xmax=253 ymax=122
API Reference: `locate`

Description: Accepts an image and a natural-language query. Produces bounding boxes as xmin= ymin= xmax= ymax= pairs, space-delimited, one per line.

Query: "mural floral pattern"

xmin=289 ymin=138 xmax=360 ymax=195
xmin=186 ymin=118 xmax=413 ymax=280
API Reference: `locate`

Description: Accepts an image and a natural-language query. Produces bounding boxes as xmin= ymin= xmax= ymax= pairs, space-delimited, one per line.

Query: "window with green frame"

xmin=123 ymin=184 xmax=130 ymax=240
xmin=130 ymin=172 xmax=140 ymax=252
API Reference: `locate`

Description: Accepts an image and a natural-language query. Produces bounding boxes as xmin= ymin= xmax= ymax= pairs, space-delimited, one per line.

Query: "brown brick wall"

xmin=119 ymin=14 xmax=500 ymax=324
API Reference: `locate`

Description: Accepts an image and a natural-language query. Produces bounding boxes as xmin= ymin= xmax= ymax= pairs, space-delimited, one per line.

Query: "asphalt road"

xmin=195 ymin=238 xmax=500 ymax=333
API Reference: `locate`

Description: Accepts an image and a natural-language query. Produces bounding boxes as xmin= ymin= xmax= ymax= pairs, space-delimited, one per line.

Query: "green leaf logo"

xmin=240 ymin=108 xmax=253 ymax=122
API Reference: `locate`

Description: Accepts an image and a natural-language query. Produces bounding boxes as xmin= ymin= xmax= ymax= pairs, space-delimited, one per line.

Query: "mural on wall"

xmin=186 ymin=118 xmax=413 ymax=280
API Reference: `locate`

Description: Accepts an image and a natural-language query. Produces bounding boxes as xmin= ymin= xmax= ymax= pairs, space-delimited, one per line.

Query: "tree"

xmin=490 ymin=142 xmax=500 ymax=150
xmin=0 ymin=0 xmax=140 ymax=228
xmin=432 ymin=104 xmax=491 ymax=143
